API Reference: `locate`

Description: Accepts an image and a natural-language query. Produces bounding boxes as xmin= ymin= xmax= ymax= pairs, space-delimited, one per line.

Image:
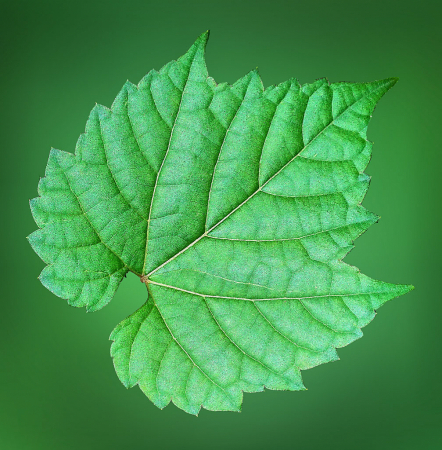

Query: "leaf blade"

xmin=29 ymin=33 xmax=413 ymax=413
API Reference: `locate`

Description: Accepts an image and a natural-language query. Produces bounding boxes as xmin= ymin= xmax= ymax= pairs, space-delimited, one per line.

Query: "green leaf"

xmin=29 ymin=31 xmax=413 ymax=414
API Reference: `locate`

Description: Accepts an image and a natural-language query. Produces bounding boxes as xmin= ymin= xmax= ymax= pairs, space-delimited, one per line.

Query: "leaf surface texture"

xmin=29 ymin=32 xmax=413 ymax=414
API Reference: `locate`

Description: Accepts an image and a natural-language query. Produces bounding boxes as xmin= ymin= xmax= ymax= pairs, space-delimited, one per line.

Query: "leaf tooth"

xmin=251 ymin=67 xmax=264 ymax=92
xmin=93 ymin=102 xmax=111 ymax=121
xmin=122 ymin=79 xmax=137 ymax=93
xmin=110 ymin=81 xmax=136 ymax=111
xmin=137 ymin=69 xmax=157 ymax=90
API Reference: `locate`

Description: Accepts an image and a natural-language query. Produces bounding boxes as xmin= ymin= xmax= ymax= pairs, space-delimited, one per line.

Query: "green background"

xmin=1 ymin=0 xmax=440 ymax=448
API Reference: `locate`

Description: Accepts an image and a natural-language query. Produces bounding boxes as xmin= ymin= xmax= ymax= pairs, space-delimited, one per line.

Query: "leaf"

xmin=28 ymin=31 xmax=413 ymax=414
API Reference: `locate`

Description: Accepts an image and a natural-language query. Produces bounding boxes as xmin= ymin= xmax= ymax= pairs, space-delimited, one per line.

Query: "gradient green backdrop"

xmin=1 ymin=0 xmax=440 ymax=448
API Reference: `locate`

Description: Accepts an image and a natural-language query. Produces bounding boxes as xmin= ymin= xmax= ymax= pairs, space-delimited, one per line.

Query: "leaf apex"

xmin=398 ymin=283 xmax=414 ymax=295
xmin=378 ymin=77 xmax=399 ymax=92
xmin=195 ymin=30 xmax=210 ymax=48
xmin=385 ymin=283 xmax=415 ymax=305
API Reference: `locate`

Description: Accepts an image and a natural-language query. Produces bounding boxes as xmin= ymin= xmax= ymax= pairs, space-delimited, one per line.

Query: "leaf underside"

xmin=29 ymin=32 xmax=413 ymax=414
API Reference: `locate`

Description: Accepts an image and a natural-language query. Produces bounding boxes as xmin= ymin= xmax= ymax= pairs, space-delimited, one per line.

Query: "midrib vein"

xmin=147 ymin=280 xmax=390 ymax=301
xmin=142 ymin=57 xmax=196 ymax=275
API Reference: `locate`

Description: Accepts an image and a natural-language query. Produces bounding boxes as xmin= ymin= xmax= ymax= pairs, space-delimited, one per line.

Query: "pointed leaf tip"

xmin=195 ymin=30 xmax=210 ymax=47
xmin=384 ymin=77 xmax=399 ymax=89
xmin=399 ymin=284 xmax=414 ymax=295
